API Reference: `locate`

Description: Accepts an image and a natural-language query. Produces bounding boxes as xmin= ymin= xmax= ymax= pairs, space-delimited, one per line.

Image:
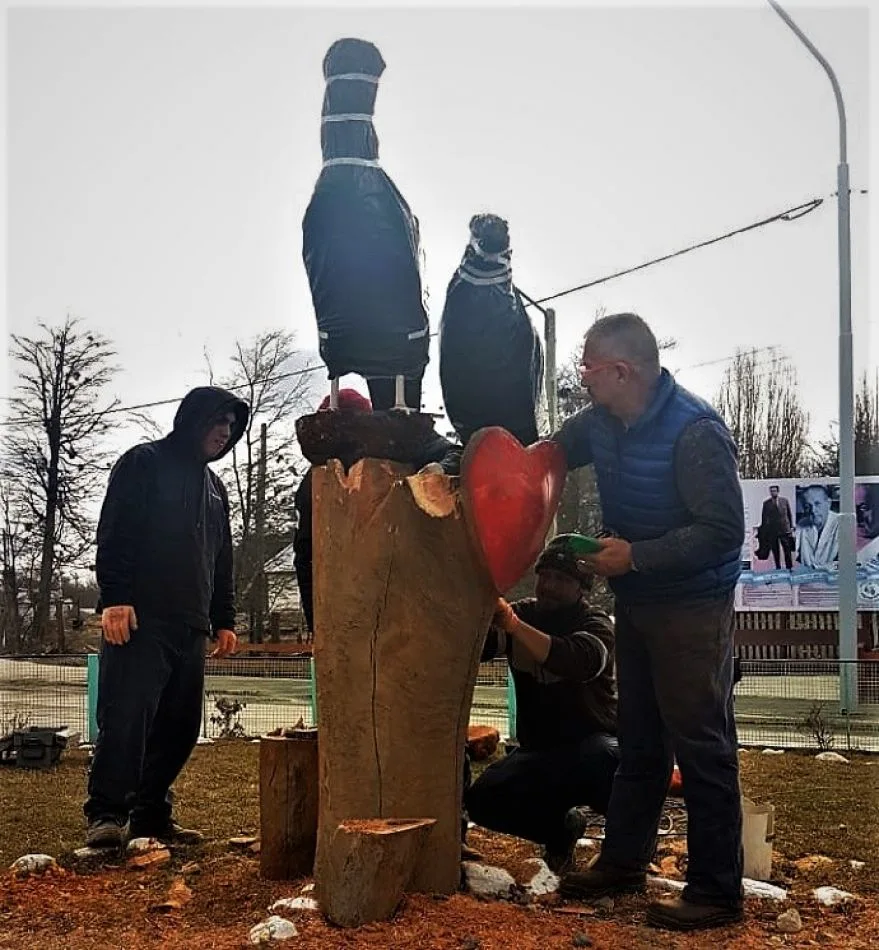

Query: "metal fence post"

xmin=309 ymin=655 xmax=318 ymax=726
xmin=506 ymin=668 xmax=517 ymax=740
xmin=86 ymin=653 xmax=99 ymax=743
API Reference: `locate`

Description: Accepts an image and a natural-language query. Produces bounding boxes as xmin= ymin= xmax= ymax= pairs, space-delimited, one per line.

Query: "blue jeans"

xmin=464 ymin=733 xmax=619 ymax=853
xmin=599 ymin=593 xmax=743 ymax=908
xmin=84 ymin=617 xmax=207 ymax=831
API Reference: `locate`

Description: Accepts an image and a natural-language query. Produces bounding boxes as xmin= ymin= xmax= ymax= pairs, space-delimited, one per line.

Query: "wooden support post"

xmin=322 ymin=818 xmax=436 ymax=928
xmin=311 ymin=456 xmax=496 ymax=903
xmin=259 ymin=730 xmax=319 ymax=880
xmin=269 ymin=611 xmax=281 ymax=644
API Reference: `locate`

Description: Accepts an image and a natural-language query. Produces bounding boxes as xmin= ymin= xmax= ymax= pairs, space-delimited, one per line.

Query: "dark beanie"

xmin=535 ymin=535 xmax=595 ymax=590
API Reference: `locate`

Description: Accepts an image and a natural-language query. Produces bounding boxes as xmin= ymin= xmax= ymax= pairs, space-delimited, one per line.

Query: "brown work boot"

xmin=646 ymin=896 xmax=744 ymax=931
xmin=559 ymin=859 xmax=647 ymax=900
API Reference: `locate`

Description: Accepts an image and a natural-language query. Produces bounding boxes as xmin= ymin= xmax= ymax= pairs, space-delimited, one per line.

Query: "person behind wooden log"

xmin=293 ymin=388 xmax=371 ymax=638
xmin=293 ymin=388 xmax=456 ymax=636
xmin=463 ymin=536 xmax=618 ymax=874
xmin=85 ymin=387 xmax=248 ymax=849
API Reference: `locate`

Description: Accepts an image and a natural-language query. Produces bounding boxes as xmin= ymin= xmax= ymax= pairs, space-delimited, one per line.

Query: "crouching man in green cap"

xmin=464 ymin=535 xmax=619 ymax=874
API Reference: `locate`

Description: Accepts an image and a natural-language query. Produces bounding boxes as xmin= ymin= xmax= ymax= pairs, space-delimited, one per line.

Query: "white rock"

xmin=647 ymin=876 xmax=787 ymax=902
xmin=196 ymin=736 xmax=214 ymax=745
xmin=300 ymin=883 xmax=315 ymax=893
xmin=776 ymin=908 xmax=803 ymax=933
xmin=815 ymin=752 xmax=849 ymax=764
xmin=743 ymin=878 xmax=788 ymax=901
xmin=270 ymin=897 xmax=319 ymax=913
xmin=249 ymin=916 xmax=298 ymax=944
xmin=647 ymin=876 xmax=686 ymax=894
xmin=576 ymin=838 xmax=597 ymax=849
xmin=126 ymin=837 xmax=163 ymax=854
xmin=522 ymin=859 xmax=559 ymax=896
xmin=813 ymin=886 xmax=856 ymax=906
xmin=462 ymin=861 xmax=516 ymax=900
xmin=10 ymin=854 xmax=57 ymax=876
xmin=850 ymin=860 xmax=866 ymax=871
xmin=761 ymin=748 xmax=785 ymax=756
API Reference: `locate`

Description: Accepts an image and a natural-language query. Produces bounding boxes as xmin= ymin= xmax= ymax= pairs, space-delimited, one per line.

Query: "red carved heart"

xmin=460 ymin=427 xmax=567 ymax=594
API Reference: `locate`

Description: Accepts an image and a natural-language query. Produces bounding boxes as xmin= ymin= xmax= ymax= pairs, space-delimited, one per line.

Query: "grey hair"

xmin=583 ymin=312 xmax=660 ymax=375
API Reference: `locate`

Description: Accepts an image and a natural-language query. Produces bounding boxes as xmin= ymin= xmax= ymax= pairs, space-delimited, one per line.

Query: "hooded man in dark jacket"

xmin=84 ymin=387 xmax=249 ymax=848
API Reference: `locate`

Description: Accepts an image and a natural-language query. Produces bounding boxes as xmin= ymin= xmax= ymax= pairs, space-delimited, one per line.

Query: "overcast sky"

xmin=3 ymin=0 xmax=875 ymax=459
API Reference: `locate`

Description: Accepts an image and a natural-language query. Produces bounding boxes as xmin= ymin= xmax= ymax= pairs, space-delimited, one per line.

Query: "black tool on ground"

xmin=302 ymin=37 xmax=429 ymax=412
xmin=0 ymin=726 xmax=70 ymax=770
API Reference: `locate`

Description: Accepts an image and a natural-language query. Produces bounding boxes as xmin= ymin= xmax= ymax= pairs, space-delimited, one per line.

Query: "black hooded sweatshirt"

xmin=96 ymin=387 xmax=249 ymax=635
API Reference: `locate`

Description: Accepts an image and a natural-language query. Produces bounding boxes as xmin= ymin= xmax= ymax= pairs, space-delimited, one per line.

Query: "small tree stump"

xmin=322 ymin=818 xmax=436 ymax=928
xmin=259 ymin=730 xmax=319 ymax=880
xmin=312 ymin=457 xmax=496 ymax=901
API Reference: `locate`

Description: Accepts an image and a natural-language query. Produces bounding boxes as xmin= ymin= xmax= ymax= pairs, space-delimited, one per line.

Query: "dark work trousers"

xmin=84 ymin=617 xmax=207 ymax=832
xmin=599 ymin=592 xmax=743 ymax=909
xmin=464 ymin=733 xmax=619 ymax=854
xmin=293 ymin=536 xmax=314 ymax=637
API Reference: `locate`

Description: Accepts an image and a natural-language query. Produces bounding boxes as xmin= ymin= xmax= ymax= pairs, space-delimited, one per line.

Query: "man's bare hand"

xmin=581 ymin=537 xmax=634 ymax=577
xmin=102 ymin=605 xmax=138 ymax=645
xmin=211 ymin=629 xmax=238 ymax=658
xmin=493 ymin=598 xmax=518 ymax=633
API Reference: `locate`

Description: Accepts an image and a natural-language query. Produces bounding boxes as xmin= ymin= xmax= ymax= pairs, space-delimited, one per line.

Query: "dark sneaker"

xmin=129 ymin=820 xmax=204 ymax=845
xmin=646 ymin=896 xmax=744 ymax=931
xmin=559 ymin=861 xmax=647 ymax=900
xmin=544 ymin=805 xmax=596 ymax=875
xmin=86 ymin=818 xmax=127 ymax=849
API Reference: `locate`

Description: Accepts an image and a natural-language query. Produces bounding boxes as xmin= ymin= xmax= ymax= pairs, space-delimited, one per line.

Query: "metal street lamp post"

xmin=767 ymin=0 xmax=858 ymax=712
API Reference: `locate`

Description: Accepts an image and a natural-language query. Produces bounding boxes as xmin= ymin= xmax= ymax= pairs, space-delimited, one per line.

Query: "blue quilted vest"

xmin=586 ymin=370 xmax=741 ymax=603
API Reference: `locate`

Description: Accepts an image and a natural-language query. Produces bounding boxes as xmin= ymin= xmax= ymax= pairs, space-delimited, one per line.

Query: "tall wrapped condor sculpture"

xmin=439 ymin=214 xmax=544 ymax=447
xmin=302 ymin=38 xmax=429 ymax=412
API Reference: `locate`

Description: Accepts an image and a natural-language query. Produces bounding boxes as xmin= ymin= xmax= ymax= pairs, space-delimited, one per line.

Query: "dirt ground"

xmin=1 ymin=743 xmax=877 ymax=949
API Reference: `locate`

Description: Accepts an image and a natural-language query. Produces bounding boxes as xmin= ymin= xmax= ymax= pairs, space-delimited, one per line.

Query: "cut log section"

xmin=322 ymin=818 xmax=436 ymax=927
xmin=259 ymin=730 xmax=319 ymax=880
xmin=312 ymin=457 xmax=497 ymax=900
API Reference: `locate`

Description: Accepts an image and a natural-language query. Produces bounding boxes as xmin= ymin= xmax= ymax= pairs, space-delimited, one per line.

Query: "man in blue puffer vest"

xmin=552 ymin=313 xmax=745 ymax=932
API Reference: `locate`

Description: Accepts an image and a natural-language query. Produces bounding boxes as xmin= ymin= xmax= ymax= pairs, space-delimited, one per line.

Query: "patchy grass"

xmin=0 ymin=742 xmax=261 ymax=866
xmin=1 ymin=743 xmax=877 ymax=949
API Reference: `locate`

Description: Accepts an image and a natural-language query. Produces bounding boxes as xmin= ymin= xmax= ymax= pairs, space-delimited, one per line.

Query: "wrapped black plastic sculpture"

xmin=302 ymin=38 xmax=429 ymax=411
xmin=439 ymin=214 xmax=544 ymax=446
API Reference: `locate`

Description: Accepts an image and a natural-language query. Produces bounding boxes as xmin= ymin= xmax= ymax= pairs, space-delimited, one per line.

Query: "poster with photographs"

xmin=736 ymin=476 xmax=879 ymax=611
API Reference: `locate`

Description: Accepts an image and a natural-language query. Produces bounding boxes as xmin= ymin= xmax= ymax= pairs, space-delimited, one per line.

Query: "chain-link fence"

xmin=0 ymin=655 xmax=89 ymax=739
xmin=2 ymin=654 xmax=878 ymax=752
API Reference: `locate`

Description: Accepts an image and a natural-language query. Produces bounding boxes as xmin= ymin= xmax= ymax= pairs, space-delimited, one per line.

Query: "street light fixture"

xmin=767 ymin=0 xmax=857 ymax=712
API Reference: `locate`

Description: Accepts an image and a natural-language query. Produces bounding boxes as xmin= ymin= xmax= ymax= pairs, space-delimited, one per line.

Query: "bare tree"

xmin=0 ymin=481 xmax=35 ymax=652
xmin=812 ymin=371 xmax=879 ymax=476
xmin=715 ymin=348 xmax=810 ymax=479
xmin=208 ymin=331 xmax=315 ymax=628
xmin=5 ymin=318 xmax=119 ymax=647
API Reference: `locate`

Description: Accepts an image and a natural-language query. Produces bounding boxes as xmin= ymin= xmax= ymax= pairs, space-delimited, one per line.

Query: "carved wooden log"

xmin=259 ymin=730 xmax=319 ymax=880
xmin=312 ymin=457 xmax=496 ymax=904
xmin=322 ymin=818 xmax=436 ymax=927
